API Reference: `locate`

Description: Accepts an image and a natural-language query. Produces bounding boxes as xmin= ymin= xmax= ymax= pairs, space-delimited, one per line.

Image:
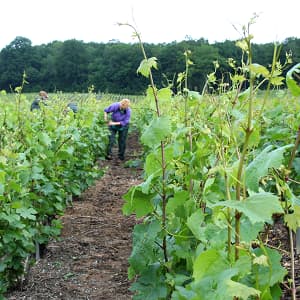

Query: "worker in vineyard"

xmin=67 ymin=102 xmax=78 ymax=113
xmin=63 ymin=102 xmax=78 ymax=114
xmin=104 ymin=98 xmax=131 ymax=161
xmin=30 ymin=90 xmax=49 ymax=111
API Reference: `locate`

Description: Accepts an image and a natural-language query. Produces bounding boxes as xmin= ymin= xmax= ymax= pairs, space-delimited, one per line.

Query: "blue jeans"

xmin=107 ymin=125 xmax=129 ymax=160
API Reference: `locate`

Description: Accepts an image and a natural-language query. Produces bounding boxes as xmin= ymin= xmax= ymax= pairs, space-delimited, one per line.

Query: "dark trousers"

xmin=107 ymin=125 xmax=129 ymax=160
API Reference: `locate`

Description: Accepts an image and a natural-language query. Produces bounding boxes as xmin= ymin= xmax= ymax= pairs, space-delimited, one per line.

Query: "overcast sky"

xmin=1 ymin=0 xmax=299 ymax=50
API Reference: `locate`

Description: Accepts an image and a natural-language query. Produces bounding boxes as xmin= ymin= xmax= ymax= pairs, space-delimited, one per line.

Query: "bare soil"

xmin=4 ymin=132 xmax=299 ymax=300
xmin=264 ymin=220 xmax=300 ymax=299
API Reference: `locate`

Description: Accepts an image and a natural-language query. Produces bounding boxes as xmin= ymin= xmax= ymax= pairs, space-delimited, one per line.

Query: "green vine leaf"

xmin=240 ymin=218 xmax=265 ymax=243
xmin=0 ymin=212 xmax=22 ymax=227
xmin=137 ymin=57 xmax=158 ymax=78
xmin=284 ymin=205 xmax=300 ymax=232
xmin=270 ymin=76 xmax=285 ymax=86
xmin=238 ymin=87 xmax=250 ymax=101
xmin=253 ymin=247 xmax=287 ymax=287
xmin=141 ymin=116 xmax=171 ymax=149
xmin=166 ymin=191 xmax=189 ymax=215
xmin=249 ymin=63 xmax=270 ymax=78
xmin=213 ymin=193 xmax=283 ymax=224
xmin=130 ymin=264 xmax=168 ymax=299
xmin=144 ymin=146 xmax=174 ymax=177
xmin=128 ymin=220 xmax=162 ymax=276
xmin=226 ymin=280 xmax=260 ymax=299
xmin=286 ymin=63 xmax=300 ymax=96
xmin=187 ymin=210 xmax=205 ymax=240
xmin=157 ymin=87 xmax=173 ymax=102
xmin=193 ymin=249 xmax=229 ymax=281
xmin=122 ymin=186 xmax=154 ymax=218
xmin=236 ymin=40 xmax=248 ymax=52
xmin=38 ymin=132 xmax=52 ymax=146
xmin=245 ymin=145 xmax=292 ymax=192
xmin=16 ymin=207 xmax=37 ymax=220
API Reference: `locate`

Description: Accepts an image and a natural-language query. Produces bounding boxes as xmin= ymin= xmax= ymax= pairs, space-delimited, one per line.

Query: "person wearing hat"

xmin=104 ymin=98 xmax=131 ymax=161
xmin=30 ymin=90 xmax=49 ymax=111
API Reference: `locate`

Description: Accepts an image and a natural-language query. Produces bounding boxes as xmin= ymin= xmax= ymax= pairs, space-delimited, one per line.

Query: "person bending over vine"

xmin=104 ymin=98 xmax=131 ymax=161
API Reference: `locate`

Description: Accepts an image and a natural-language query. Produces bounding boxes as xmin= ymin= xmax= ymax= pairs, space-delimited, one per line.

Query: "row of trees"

xmin=0 ymin=36 xmax=299 ymax=94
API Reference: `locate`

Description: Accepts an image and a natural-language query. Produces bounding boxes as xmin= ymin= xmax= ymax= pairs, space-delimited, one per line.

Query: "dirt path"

xmin=6 ymin=133 xmax=143 ymax=300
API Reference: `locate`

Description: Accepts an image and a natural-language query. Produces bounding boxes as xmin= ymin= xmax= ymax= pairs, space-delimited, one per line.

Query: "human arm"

xmin=108 ymin=121 xmax=121 ymax=126
xmin=104 ymin=102 xmax=119 ymax=123
xmin=104 ymin=112 xmax=121 ymax=125
xmin=104 ymin=111 xmax=108 ymax=122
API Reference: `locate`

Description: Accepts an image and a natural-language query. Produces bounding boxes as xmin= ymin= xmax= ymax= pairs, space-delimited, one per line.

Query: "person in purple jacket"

xmin=104 ymin=99 xmax=131 ymax=161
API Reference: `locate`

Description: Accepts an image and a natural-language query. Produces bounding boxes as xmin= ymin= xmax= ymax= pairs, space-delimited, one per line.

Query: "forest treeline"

xmin=0 ymin=36 xmax=299 ymax=95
